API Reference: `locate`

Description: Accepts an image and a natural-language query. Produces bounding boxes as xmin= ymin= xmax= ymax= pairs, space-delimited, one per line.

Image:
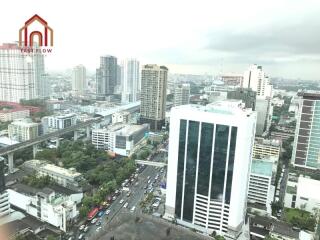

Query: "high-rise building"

xmin=165 ymin=102 xmax=256 ymax=238
xmin=72 ymin=65 xmax=86 ymax=96
xmin=292 ymin=91 xmax=320 ymax=169
xmin=140 ymin=64 xmax=168 ymax=131
xmin=0 ymin=43 xmax=47 ymax=102
xmin=0 ymin=158 xmax=9 ymax=218
xmin=8 ymin=118 xmax=40 ymax=142
xmin=227 ymin=88 xmax=256 ymax=110
xmin=121 ymin=59 xmax=140 ymax=103
xmin=243 ymin=65 xmax=272 ymax=98
xmin=174 ymin=84 xmax=190 ymax=106
xmin=96 ymin=55 xmax=117 ymax=96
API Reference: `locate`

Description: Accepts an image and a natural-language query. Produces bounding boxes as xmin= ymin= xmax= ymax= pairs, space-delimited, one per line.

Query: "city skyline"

xmin=0 ymin=0 xmax=320 ymax=80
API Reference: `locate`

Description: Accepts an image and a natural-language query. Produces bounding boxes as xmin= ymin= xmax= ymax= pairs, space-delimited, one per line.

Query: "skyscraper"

xmin=140 ymin=64 xmax=168 ymax=131
xmin=72 ymin=64 xmax=86 ymax=96
xmin=174 ymin=84 xmax=190 ymax=106
xmin=243 ymin=65 xmax=272 ymax=98
xmin=96 ymin=55 xmax=117 ymax=96
xmin=165 ymin=102 xmax=256 ymax=238
xmin=121 ymin=59 xmax=140 ymax=103
xmin=0 ymin=43 xmax=46 ymax=102
xmin=292 ymin=91 xmax=320 ymax=170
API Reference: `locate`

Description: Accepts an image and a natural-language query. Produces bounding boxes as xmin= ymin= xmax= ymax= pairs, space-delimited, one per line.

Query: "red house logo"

xmin=19 ymin=14 xmax=53 ymax=47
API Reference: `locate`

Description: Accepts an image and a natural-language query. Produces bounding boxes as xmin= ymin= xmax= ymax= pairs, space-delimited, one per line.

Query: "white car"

xmin=78 ymin=234 xmax=84 ymax=240
xmin=123 ymin=202 xmax=128 ymax=208
xmin=96 ymin=226 xmax=102 ymax=232
xmin=79 ymin=225 xmax=85 ymax=231
xmin=91 ymin=218 xmax=98 ymax=224
xmin=130 ymin=206 xmax=136 ymax=212
xmin=119 ymin=199 xmax=124 ymax=204
xmin=105 ymin=209 xmax=111 ymax=215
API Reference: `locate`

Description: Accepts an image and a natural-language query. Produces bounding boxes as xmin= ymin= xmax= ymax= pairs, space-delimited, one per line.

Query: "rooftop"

xmin=297 ymin=176 xmax=320 ymax=200
xmin=251 ymin=159 xmax=273 ymax=177
xmin=271 ymin=221 xmax=299 ymax=239
xmin=116 ymin=124 xmax=149 ymax=136
xmin=255 ymin=137 xmax=281 ymax=147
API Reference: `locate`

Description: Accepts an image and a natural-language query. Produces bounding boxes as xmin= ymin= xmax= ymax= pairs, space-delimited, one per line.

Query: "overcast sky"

xmin=1 ymin=0 xmax=320 ymax=80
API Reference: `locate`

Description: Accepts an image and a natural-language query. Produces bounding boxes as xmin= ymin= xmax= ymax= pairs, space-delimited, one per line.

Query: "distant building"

xmin=253 ymin=137 xmax=281 ymax=160
xmin=0 ymin=103 xmax=30 ymax=122
xmin=270 ymin=131 xmax=294 ymax=142
xmin=8 ymin=118 xmax=40 ymax=142
xmin=121 ymin=59 xmax=140 ymax=103
xmin=227 ymin=88 xmax=256 ymax=110
xmin=96 ymin=55 xmax=118 ymax=96
xmin=92 ymin=124 xmax=149 ymax=156
xmin=112 ymin=111 xmax=131 ymax=124
xmin=255 ymin=98 xmax=273 ymax=136
xmin=165 ymin=102 xmax=257 ymax=238
xmin=41 ymin=113 xmax=77 ymax=133
xmin=72 ymin=65 xmax=86 ymax=96
xmin=140 ymin=64 xmax=168 ymax=131
xmin=292 ymin=91 xmax=320 ymax=170
xmin=23 ymin=160 xmax=82 ymax=191
xmin=173 ymin=84 xmax=190 ymax=106
xmin=221 ymin=74 xmax=243 ymax=86
xmin=0 ymin=43 xmax=47 ymax=102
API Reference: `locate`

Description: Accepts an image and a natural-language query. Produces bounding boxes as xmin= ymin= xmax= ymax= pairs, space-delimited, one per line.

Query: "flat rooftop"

xmin=116 ymin=124 xmax=148 ymax=136
xmin=297 ymin=176 xmax=320 ymax=200
xmin=251 ymin=159 xmax=273 ymax=177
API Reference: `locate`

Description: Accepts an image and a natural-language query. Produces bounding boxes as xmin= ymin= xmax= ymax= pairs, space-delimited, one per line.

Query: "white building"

xmin=92 ymin=124 xmax=149 ymax=156
xmin=8 ymin=185 xmax=78 ymax=232
xmin=174 ymin=84 xmax=190 ymax=106
xmin=284 ymin=175 xmax=320 ymax=213
xmin=72 ymin=65 xmax=86 ymax=96
xmin=42 ymin=113 xmax=77 ymax=133
xmin=0 ymin=108 xmax=30 ymax=122
xmin=121 ymin=59 xmax=140 ymax=103
xmin=0 ymin=43 xmax=47 ymax=102
xmin=243 ymin=65 xmax=272 ymax=98
xmin=8 ymin=118 xmax=40 ymax=142
xmin=112 ymin=111 xmax=131 ymax=124
xmin=23 ymin=160 xmax=82 ymax=190
xmin=165 ymin=102 xmax=257 ymax=239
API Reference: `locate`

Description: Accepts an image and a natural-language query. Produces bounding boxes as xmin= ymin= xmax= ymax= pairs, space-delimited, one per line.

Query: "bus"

xmin=87 ymin=207 xmax=99 ymax=221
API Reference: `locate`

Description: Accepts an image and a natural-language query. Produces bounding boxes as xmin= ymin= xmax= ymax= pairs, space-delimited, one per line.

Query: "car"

xmin=78 ymin=234 xmax=84 ymax=240
xmin=112 ymin=196 xmax=117 ymax=201
xmin=91 ymin=218 xmax=98 ymax=224
xmin=143 ymin=185 xmax=148 ymax=189
xmin=97 ymin=211 xmax=104 ymax=217
xmin=83 ymin=226 xmax=89 ymax=233
xmin=123 ymin=202 xmax=128 ymax=208
xmin=105 ymin=209 xmax=111 ymax=215
xmin=96 ymin=220 xmax=102 ymax=226
xmin=126 ymin=191 xmax=131 ymax=197
xmin=130 ymin=206 xmax=136 ymax=212
xmin=96 ymin=226 xmax=102 ymax=232
xmin=79 ymin=225 xmax=85 ymax=231
xmin=119 ymin=199 xmax=124 ymax=204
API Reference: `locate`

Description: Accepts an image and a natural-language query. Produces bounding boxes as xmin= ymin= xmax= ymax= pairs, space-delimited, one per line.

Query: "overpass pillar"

xmin=74 ymin=131 xmax=79 ymax=141
xmin=33 ymin=144 xmax=38 ymax=159
xmin=86 ymin=126 xmax=91 ymax=140
xmin=56 ymin=138 xmax=60 ymax=148
xmin=8 ymin=153 xmax=14 ymax=174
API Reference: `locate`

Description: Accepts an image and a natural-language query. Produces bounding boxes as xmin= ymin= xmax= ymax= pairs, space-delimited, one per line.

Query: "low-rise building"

xmin=8 ymin=118 xmax=40 ymax=142
xmin=92 ymin=124 xmax=149 ymax=156
xmin=253 ymin=137 xmax=281 ymax=160
xmin=112 ymin=111 xmax=131 ymax=124
xmin=41 ymin=113 xmax=77 ymax=133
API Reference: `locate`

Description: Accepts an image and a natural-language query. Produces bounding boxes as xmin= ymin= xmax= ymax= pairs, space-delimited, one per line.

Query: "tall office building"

xmin=292 ymin=91 xmax=320 ymax=169
xmin=72 ymin=64 xmax=86 ymax=96
xmin=0 ymin=43 xmax=46 ymax=102
xmin=121 ymin=59 xmax=140 ymax=103
xmin=96 ymin=55 xmax=117 ymax=96
xmin=165 ymin=102 xmax=256 ymax=239
xmin=243 ymin=65 xmax=272 ymax=98
xmin=174 ymin=84 xmax=190 ymax=106
xmin=140 ymin=64 xmax=168 ymax=131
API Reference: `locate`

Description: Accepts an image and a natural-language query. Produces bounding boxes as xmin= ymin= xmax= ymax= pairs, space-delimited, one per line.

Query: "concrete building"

xmin=96 ymin=55 xmax=118 ymax=96
xmin=292 ymin=91 xmax=320 ymax=170
xmin=8 ymin=185 xmax=78 ymax=232
xmin=248 ymin=159 xmax=275 ymax=215
xmin=41 ymin=113 xmax=77 ymax=133
xmin=0 ymin=43 xmax=47 ymax=102
xmin=174 ymin=84 xmax=190 ymax=106
xmin=0 ymin=103 xmax=30 ymax=122
xmin=92 ymin=124 xmax=149 ymax=156
xmin=121 ymin=59 xmax=140 ymax=103
xmin=8 ymin=118 xmax=40 ymax=142
xmin=72 ymin=65 xmax=86 ymax=96
xmin=140 ymin=64 xmax=168 ymax=131
xmin=284 ymin=174 xmax=320 ymax=213
xmin=221 ymin=74 xmax=243 ymax=86
xmin=227 ymin=88 xmax=256 ymax=110
xmin=112 ymin=111 xmax=131 ymax=124
xmin=23 ymin=160 xmax=82 ymax=191
xmin=0 ymin=159 xmax=10 ymax=218
xmin=253 ymin=137 xmax=281 ymax=160
xmin=165 ymin=102 xmax=257 ymax=239
xmin=243 ymin=65 xmax=272 ymax=98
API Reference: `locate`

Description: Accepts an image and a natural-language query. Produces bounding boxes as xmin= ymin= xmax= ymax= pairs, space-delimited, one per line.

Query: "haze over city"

xmin=1 ymin=0 xmax=320 ymax=79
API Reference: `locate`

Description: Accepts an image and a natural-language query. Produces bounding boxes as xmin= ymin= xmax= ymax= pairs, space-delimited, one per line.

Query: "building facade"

xmin=8 ymin=118 xmax=39 ymax=142
xmin=72 ymin=65 xmax=86 ymax=96
xmin=96 ymin=55 xmax=117 ymax=96
xmin=292 ymin=91 xmax=320 ymax=170
xmin=121 ymin=59 xmax=140 ymax=103
xmin=0 ymin=159 xmax=10 ymax=218
xmin=253 ymin=137 xmax=281 ymax=160
xmin=165 ymin=103 xmax=256 ymax=239
xmin=174 ymin=84 xmax=190 ymax=107
xmin=140 ymin=64 xmax=168 ymax=131
xmin=41 ymin=113 xmax=77 ymax=133
xmin=0 ymin=43 xmax=47 ymax=102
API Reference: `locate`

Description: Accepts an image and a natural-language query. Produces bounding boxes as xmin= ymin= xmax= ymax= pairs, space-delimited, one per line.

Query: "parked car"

xmin=119 ymin=199 xmax=124 ymax=204
xmin=105 ymin=209 xmax=111 ymax=215
xmin=124 ymin=202 xmax=128 ymax=208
